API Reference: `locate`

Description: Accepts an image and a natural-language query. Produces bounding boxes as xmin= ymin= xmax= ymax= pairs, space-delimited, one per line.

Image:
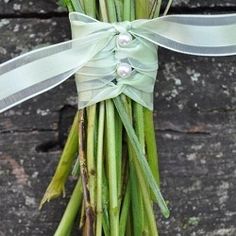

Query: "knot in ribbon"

xmin=112 ymin=21 xmax=132 ymax=33
xmin=71 ymin=13 xmax=158 ymax=109
xmin=0 ymin=12 xmax=236 ymax=113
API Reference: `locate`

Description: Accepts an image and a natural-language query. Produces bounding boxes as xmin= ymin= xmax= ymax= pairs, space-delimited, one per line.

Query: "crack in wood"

xmin=157 ymin=128 xmax=211 ymax=135
xmin=0 ymin=12 xmax=68 ymax=19
xmin=0 ymin=128 xmax=57 ymax=134
xmin=35 ymin=140 xmax=60 ymax=153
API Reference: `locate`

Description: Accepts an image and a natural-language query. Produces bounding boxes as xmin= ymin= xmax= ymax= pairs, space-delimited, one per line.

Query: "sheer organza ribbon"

xmin=0 ymin=13 xmax=236 ymax=113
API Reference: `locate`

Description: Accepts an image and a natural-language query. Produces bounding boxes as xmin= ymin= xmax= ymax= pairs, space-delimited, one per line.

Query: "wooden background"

xmin=0 ymin=1 xmax=236 ymax=235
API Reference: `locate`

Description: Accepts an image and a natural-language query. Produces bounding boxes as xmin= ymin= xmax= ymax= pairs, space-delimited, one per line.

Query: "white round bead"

xmin=117 ymin=33 xmax=132 ymax=47
xmin=117 ymin=63 xmax=132 ymax=78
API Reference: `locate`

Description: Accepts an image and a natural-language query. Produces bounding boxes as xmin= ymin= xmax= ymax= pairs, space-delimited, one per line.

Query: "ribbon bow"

xmin=0 ymin=13 xmax=236 ymax=113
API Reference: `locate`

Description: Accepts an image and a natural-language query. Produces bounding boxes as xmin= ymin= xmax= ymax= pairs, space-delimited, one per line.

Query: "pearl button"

xmin=117 ymin=33 xmax=132 ymax=47
xmin=117 ymin=63 xmax=132 ymax=78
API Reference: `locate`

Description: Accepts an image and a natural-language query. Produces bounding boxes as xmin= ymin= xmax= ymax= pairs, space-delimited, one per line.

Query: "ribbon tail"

xmin=132 ymin=14 xmax=236 ymax=56
xmin=0 ymin=68 xmax=79 ymax=113
xmin=0 ymin=32 xmax=110 ymax=113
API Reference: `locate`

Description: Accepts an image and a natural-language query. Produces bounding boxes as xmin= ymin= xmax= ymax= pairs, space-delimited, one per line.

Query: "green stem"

xmin=130 ymin=0 xmax=135 ymax=21
xmin=96 ymin=102 xmax=105 ymax=236
xmin=105 ymin=0 xmax=117 ymax=22
xmin=113 ymin=96 xmax=169 ymax=218
xmin=114 ymin=0 xmax=123 ymax=21
xmin=163 ymin=0 xmax=173 ymax=15
xmin=134 ymin=102 xmax=152 ymax=234
xmin=79 ymin=201 xmax=86 ymax=230
xmin=135 ymin=0 xmax=149 ymax=18
xmin=125 ymin=98 xmax=144 ymax=236
xmin=68 ymin=0 xmax=84 ymax=12
xmin=72 ymin=156 xmax=80 ymax=177
xmin=83 ymin=0 xmax=96 ymax=17
xmin=130 ymin=165 xmax=144 ymax=236
xmin=119 ymin=178 xmax=131 ymax=236
xmin=121 ymin=96 xmax=156 ymax=234
xmin=54 ymin=178 xmax=83 ymax=236
xmin=133 ymin=103 xmax=145 ymax=150
xmin=126 ymin=214 xmax=133 ymax=236
xmin=119 ymin=97 xmax=159 ymax=235
xmin=79 ymin=0 xmax=84 ymax=10
xmin=64 ymin=0 xmax=74 ymax=12
xmin=102 ymin=169 xmax=110 ymax=236
xmin=123 ymin=0 xmax=131 ymax=21
xmin=115 ymin=109 xmax=123 ymax=208
xmin=154 ymin=0 xmax=162 ymax=18
xmin=40 ymin=112 xmax=78 ymax=208
xmin=105 ymin=100 xmax=119 ymax=236
xmin=144 ymin=109 xmax=160 ymax=186
xmin=125 ymin=100 xmax=157 ymax=235
xmin=86 ymin=104 xmax=97 ymax=212
xmin=136 ymin=163 xmax=158 ymax=236
xmin=99 ymin=0 xmax=109 ymax=22
xmin=78 ymin=109 xmax=95 ymax=235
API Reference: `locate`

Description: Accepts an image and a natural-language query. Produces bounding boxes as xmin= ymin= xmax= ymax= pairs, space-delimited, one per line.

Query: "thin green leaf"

xmin=153 ymin=0 xmax=162 ymax=18
xmin=71 ymin=0 xmax=84 ymax=12
xmin=144 ymin=108 xmax=160 ymax=186
xmin=113 ymin=96 xmax=170 ymax=218
xmin=62 ymin=0 xmax=84 ymax=12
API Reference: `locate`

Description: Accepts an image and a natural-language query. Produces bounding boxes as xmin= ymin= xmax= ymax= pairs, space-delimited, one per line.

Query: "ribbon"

xmin=0 ymin=13 xmax=236 ymax=113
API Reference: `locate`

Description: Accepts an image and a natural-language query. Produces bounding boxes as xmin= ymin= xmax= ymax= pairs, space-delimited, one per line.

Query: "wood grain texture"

xmin=0 ymin=0 xmax=64 ymax=15
xmin=1 ymin=0 xmax=236 ymax=15
xmin=0 ymin=6 xmax=236 ymax=236
xmin=171 ymin=0 xmax=236 ymax=8
xmin=155 ymin=49 xmax=236 ymax=236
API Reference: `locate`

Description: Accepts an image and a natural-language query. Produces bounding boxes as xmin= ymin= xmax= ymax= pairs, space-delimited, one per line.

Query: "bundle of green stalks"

xmin=40 ymin=0 xmax=172 ymax=235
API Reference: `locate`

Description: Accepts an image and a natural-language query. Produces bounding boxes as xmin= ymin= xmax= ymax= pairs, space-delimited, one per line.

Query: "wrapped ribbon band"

xmin=0 ymin=13 xmax=236 ymax=113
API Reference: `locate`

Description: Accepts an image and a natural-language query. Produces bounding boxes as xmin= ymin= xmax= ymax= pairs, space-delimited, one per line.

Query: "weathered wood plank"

xmin=1 ymin=0 xmax=236 ymax=15
xmin=156 ymin=49 xmax=236 ymax=131
xmin=0 ymin=0 xmax=64 ymax=15
xmin=171 ymin=0 xmax=236 ymax=8
xmin=0 ymin=131 xmax=77 ymax=235
xmin=0 ymin=17 xmax=236 ymax=236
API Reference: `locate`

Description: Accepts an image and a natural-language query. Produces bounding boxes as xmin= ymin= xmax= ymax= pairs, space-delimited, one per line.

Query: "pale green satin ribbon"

xmin=0 ymin=12 xmax=236 ymax=113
